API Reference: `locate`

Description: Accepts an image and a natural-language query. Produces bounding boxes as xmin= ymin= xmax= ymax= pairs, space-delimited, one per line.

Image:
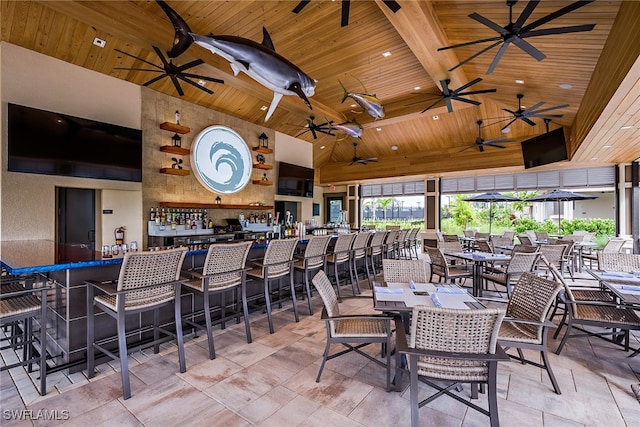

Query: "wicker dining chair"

xmin=537 ymin=244 xmax=567 ymax=278
xmin=597 ymin=252 xmax=640 ymax=272
xmin=86 ymin=247 xmax=188 ymax=400
xmin=582 ymin=237 xmax=626 ymax=269
xmin=247 ymin=238 xmax=299 ymax=334
xmin=553 ymin=239 xmax=576 ymax=280
xmin=326 ymin=233 xmax=357 ymax=299
xmin=482 ymin=251 xmax=540 ymax=297
xmin=425 ymin=247 xmax=472 ymax=285
xmin=311 ymin=271 xmax=394 ymax=391
xmin=497 ymin=272 xmax=563 ymax=394
xmin=381 ymin=259 xmax=429 ymax=283
xmin=517 ymin=235 xmax=532 ymax=245
xmin=182 ymin=241 xmax=252 ymax=359
xmin=396 ymin=305 xmax=507 ymax=427
xmin=293 ymin=235 xmax=332 ymax=315
xmin=535 ymin=231 xmax=550 ymax=241
xmin=475 ymin=239 xmax=494 ymax=253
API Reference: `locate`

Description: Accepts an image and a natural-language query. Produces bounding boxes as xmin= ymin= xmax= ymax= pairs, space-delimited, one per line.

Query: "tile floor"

xmin=2 ymin=265 xmax=639 ymax=426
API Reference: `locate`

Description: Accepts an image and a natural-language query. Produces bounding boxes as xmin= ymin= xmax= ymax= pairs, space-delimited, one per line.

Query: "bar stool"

xmin=1 ymin=277 xmax=49 ymax=396
xmin=247 ymin=238 xmax=299 ymax=334
xmin=182 ymin=242 xmax=252 ymax=359
xmin=293 ymin=235 xmax=332 ymax=315
xmin=350 ymin=231 xmax=373 ymax=292
xmin=86 ymin=247 xmax=188 ymax=400
xmin=367 ymin=230 xmax=388 ymax=280
xmin=326 ymin=233 xmax=357 ymax=300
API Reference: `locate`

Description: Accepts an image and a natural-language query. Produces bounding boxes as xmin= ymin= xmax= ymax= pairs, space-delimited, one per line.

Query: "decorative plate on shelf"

xmin=191 ymin=125 xmax=251 ymax=194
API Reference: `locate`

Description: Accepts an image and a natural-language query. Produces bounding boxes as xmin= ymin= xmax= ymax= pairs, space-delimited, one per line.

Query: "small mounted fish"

xmin=330 ymin=118 xmax=363 ymax=140
xmin=339 ymin=80 xmax=385 ymax=120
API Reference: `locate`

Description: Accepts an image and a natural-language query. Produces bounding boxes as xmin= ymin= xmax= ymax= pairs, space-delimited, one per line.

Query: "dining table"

xmin=586 ymin=269 xmax=640 ymax=307
xmin=443 ymin=251 xmax=511 ymax=297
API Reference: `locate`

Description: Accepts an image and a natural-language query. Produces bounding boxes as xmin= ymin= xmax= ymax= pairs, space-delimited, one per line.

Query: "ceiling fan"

xmin=417 ymin=78 xmax=496 ymax=113
xmin=438 ymin=0 xmax=596 ymax=74
xmin=294 ymin=116 xmax=335 ymax=139
xmin=460 ymin=120 xmax=517 ymax=152
xmin=490 ymin=93 xmax=568 ymax=132
xmin=292 ymin=0 xmax=401 ymax=27
xmin=350 ymin=143 xmax=378 ymax=165
xmin=113 ymin=46 xmax=224 ymax=96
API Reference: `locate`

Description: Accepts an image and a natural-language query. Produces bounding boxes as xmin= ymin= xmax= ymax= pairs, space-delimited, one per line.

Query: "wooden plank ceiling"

xmin=2 ymin=0 xmax=639 ymax=185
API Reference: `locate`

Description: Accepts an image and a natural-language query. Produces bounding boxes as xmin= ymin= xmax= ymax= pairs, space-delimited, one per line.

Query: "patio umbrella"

xmin=464 ymin=192 xmax=521 ymax=234
xmin=527 ymin=189 xmax=598 ymax=235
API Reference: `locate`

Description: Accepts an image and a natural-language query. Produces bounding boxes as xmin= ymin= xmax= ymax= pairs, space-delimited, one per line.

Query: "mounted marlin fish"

xmin=156 ymin=0 xmax=316 ymax=122
xmin=339 ymin=80 xmax=385 ymax=120
xmin=331 ymin=118 xmax=363 ymax=139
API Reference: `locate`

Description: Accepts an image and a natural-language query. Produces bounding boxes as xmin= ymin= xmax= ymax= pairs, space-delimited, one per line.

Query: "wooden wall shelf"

xmin=160 ymin=122 xmax=190 ymax=134
xmin=253 ymin=163 xmax=273 ymax=170
xmin=160 ymin=145 xmax=190 ymax=155
xmin=160 ymin=168 xmax=190 ymax=176
xmin=252 ymin=146 xmax=273 ymax=154
xmin=159 ymin=202 xmax=274 ymax=210
xmin=252 ymin=180 xmax=273 ymax=185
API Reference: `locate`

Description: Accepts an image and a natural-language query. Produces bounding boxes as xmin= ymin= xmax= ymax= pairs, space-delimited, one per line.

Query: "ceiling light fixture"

xmin=621 ymin=125 xmax=634 ymax=130
xmin=93 ymin=37 xmax=106 ymax=48
xmin=432 ymin=115 xmax=439 ymax=120
xmin=198 ymin=80 xmax=206 ymax=86
xmin=376 ymin=127 xmax=382 ymax=132
xmin=382 ymin=51 xmax=392 ymax=57
xmin=414 ymin=86 xmax=421 ymax=91
xmin=501 ymin=127 xmax=511 ymax=133
xmin=591 ymin=157 xmax=598 ymax=160
xmin=260 ymin=105 xmax=267 ymax=111
xmin=515 ymin=79 xmax=524 ymax=84
xmin=391 ymin=145 xmax=398 ymax=151
xmin=559 ymin=83 xmax=573 ymax=89
xmin=350 ymin=104 xmax=357 ymax=108
xmin=320 ymin=145 xmax=325 ymax=149
xmin=603 ymin=145 xmax=612 ymax=148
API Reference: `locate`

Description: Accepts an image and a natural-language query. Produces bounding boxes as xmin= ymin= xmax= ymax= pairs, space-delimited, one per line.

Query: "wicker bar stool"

xmin=86 ymin=247 xmax=188 ymax=400
xmin=293 ymin=235 xmax=331 ymax=315
xmin=351 ymin=231 xmax=373 ymax=292
xmin=383 ymin=229 xmax=400 ymax=260
xmin=367 ymin=230 xmax=388 ymax=280
xmin=247 ymin=238 xmax=299 ymax=334
xmin=182 ymin=241 xmax=252 ymax=359
xmin=326 ymin=233 xmax=357 ymax=300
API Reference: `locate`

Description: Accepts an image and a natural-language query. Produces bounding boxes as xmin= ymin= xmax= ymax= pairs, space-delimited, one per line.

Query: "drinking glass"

xmin=130 ymin=241 xmax=138 ymax=252
xmin=121 ymin=243 xmax=128 ymax=253
xmin=111 ymin=244 xmax=120 ymax=256
xmin=101 ymin=245 xmax=112 ymax=258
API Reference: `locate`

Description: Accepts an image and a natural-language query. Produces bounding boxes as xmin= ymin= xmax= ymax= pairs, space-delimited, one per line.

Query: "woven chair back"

xmin=384 ymin=230 xmax=400 ymax=254
xmin=505 ymin=252 xmax=540 ymax=275
xmin=475 ymin=239 xmax=493 ymax=253
xmin=369 ymin=230 xmax=387 ymax=256
xmin=382 ymin=259 xmax=428 ymax=283
xmin=262 ymin=238 xmax=298 ymax=276
xmin=554 ymin=239 xmax=576 ymax=258
xmin=582 ymin=232 xmax=596 ymax=242
xmin=443 ymin=234 xmax=460 ymax=242
xmin=409 ymin=305 xmax=505 ymax=380
xmin=302 ymin=235 xmax=332 ymax=269
xmin=312 ymin=270 xmax=342 ymax=334
xmin=602 ymin=238 xmax=626 ymax=254
xmin=538 ymin=244 xmax=566 ymax=267
xmin=506 ymin=273 xmax=562 ymax=342
xmin=201 ymin=241 xmax=252 ymax=290
xmin=598 ymin=253 xmax=640 ymax=272
xmin=501 ymin=230 xmax=516 ymax=240
xmin=490 ymin=236 xmax=513 ymax=249
xmin=408 ymin=227 xmax=420 ymax=241
xmin=535 ymin=231 xmax=549 ymax=241
xmin=117 ymin=247 xmax=187 ymax=309
xmin=542 ymin=257 xmax=578 ymax=315
xmin=517 ymin=235 xmax=532 ymax=245
xmin=352 ymin=231 xmax=372 ymax=259
xmin=425 ymin=247 xmax=447 ymax=277
xmin=463 ymin=230 xmax=476 ymax=238
xmin=332 ymin=233 xmax=356 ymax=262
xmin=512 ymin=244 xmax=539 ymax=253
xmin=439 ymin=240 xmax=463 ymax=253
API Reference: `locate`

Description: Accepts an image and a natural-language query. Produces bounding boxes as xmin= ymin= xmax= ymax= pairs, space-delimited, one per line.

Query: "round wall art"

xmin=191 ymin=125 xmax=251 ymax=194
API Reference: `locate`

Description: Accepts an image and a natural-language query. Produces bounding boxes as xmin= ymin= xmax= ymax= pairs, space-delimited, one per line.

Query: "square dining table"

xmin=443 ymin=251 xmax=511 ymax=297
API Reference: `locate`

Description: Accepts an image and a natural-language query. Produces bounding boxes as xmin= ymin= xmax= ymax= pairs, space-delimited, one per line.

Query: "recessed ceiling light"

xmin=559 ymin=83 xmax=573 ymax=89
xmin=502 ymin=127 xmax=511 ymax=133
xmin=320 ymin=145 xmax=325 ymax=149
xmin=382 ymin=51 xmax=392 ymax=57
xmin=93 ymin=37 xmax=106 ymax=48
xmin=621 ymin=125 xmax=634 ymax=130
xmin=515 ymin=79 xmax=525 ymax=84
xmin=603 ymin=145 xmax=612 ymax=148
xmin=376 ymin=127 xmax=382 ymax=132
xmin=391 ymin=145 xmax=398 ymax=151
xmin=432 ymin=115 xmax=439 ymax=120
xmin=198 ymin=80 xmax=206 ymax=86
xmin=591 ymin=157 xmax=598 ymax=160
xmin=260 ymin=105 xmax=267 ymax=111
xmin=350 ymin=104 xmax=357 ymax=108
xmin=414 ymin=86 xmax=421 ymax=91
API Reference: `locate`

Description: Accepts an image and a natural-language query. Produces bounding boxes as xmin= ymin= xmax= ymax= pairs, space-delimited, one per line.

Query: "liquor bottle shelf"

xmin=159 ymin=202 xmax=274 ymax=210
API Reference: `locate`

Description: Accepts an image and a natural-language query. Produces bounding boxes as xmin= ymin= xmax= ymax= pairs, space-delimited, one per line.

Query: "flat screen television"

xmin=277 ymin=161 xmax=314 ymax=198
xmin=521 ymin=127 xmax=568 ymax=169
xmin=7 ymin=103 xmax=143 ymax=182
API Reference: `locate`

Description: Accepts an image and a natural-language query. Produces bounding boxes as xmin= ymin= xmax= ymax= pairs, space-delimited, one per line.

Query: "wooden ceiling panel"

xmin=1 ymin=1 xmax=637 ymax=184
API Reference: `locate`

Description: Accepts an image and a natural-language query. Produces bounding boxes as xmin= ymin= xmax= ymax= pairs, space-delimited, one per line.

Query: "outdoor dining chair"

xmin=381 ymin=259 xmax=429 ymax=283
xmin=582 ymin=237 xmax=625 ymax=269
xmin=482 ymin=251 xmax=540 ymax=298
xmin=425 ymin=247 xmax=473 ymax=286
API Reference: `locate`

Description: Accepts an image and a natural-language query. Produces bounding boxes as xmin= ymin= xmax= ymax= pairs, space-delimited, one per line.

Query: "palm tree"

xmin=378 ymin=197 xmax=395 ymax=220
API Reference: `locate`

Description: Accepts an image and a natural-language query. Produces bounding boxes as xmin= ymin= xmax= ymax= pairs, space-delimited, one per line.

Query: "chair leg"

xmin=409 ymin=355 xmax=419 ymax=427
xmin=487 ymin=363 xmax=500 ymax=427
xmin=203 ymin=290 xmax=215 ymax=360
xmin=38 ymin=289 xmax=47 ymax=396
xmin=153 ymin=308 xmax=160 ymax=354
xmin=241 ymin=281 xmax=252 ymax=343
xmin=289 ymin=272 xmax=299 ymax=323
xmin=264 ymin=279 xmax=275 ymax=334
xmin=555 ymin=317 xmax=574 ymax=355
xmin=174 ymin=297 xmax=186 ymax=374
xmin=304 ymin=269 xmax=314 ymax=315
xmin=316 ymin=338 xmax=331 ymax=383
xmin=541 ymin=349 xmax=561 ymax=394
xmin=116 ymin=312 xmax=131 ymax=400
xmin=86 ymin=290 xmax=96 ymax=379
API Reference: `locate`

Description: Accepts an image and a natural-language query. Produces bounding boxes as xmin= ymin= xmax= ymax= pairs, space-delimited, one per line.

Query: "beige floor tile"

xmin=58 ymin=400 xmax=142 ymax=427
xmin=257 ymin=394 xmax=320 ymax=426
xmin=178 ymin=355 xmax=244 ymax=390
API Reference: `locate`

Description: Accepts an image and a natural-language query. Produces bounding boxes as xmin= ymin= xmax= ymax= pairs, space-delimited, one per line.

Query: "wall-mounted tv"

xmin=521 ymin=127 xmax=568 ymax=169
xmin=277 ymin=161 xmax=314 ymax=198
xmin=8 ymin=103 xmax=143 ymax=182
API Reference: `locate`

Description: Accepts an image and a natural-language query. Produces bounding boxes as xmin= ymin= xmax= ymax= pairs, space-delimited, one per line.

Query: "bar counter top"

xmin=0 ymin=239 xmax=275 ymax=275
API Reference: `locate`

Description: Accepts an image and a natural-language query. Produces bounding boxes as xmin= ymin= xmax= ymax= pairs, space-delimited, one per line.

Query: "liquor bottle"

xmin=155 ymin=207 xmax=160 ymax=225
xmin=150 ymin=206 xmax=155 ymax=222
xmin=180 ymin=209 xmax=186 ymax=225
xmin=202 ymin=210 xmax=207 ymax=228
xmin=160 ymin=208 xmax=166 ymax=226
xmin=207 ymin=217 xmax=214 ymax=229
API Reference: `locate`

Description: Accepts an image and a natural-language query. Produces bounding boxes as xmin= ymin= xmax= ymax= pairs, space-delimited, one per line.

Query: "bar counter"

xmin=0 ymin=239 xmax=286 ymax=373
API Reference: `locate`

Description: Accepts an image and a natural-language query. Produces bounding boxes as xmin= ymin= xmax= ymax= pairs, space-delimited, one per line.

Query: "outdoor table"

xmin=574 ymin=241 xmax=598 ymax=271
xmin=443 ymin=251 xmax=511 ymax=297
xmin=586 ymin=269 xmax=640 ymax=307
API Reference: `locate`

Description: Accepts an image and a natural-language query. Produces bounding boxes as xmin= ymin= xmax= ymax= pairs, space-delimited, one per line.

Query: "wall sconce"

xmin=172 ymin=133 xmax=182 ymax=147
xmin=259 ymin=132 xmax=269 ymax=148
xmin=215 ymin=196 xmax=221 ymax=205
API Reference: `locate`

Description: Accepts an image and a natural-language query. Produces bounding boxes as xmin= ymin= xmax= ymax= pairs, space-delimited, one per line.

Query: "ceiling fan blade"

xmin=310 ymin=127 xmax=318 ymax=139
xmin=444 ymin=98 xmax=454 ymax=113
xmin=420 ymin=98 xmax=444 ymax=113
xmin=530 ymin=113 xmax=564 ymax=119
xmin=181 ymin=73 xmax=224 ymax=84
xmin=152 ymin=46 xmax=170 ymax=68
xmin=114 ymin=49 xmax=163 ymax=69
xmin=452 ymin=97 xmax=481 ymax=106
xmin=502 ymin=108 xmax=517 ymax=115
xmin=520 ymin=117 xmax=537 ymax=126
xmin=169 ymin=74 xmax=185 ymax=96
xmin=468 ymin=12 xmax=508 ymax=35
xmin=522 ymin=24 xmax=596 ymax=38
xmin=485 ymin=143 xmax=507 ymax=149
xmin=523 ymin=101 xmax=546 ymax=114
xmin=512 ymin=37 xmax=546 ymax=61
xmin=341 ymin=0 xmax=351 ymax=27
xmin=439 ymin=80 xmax=451 ymax=96
xmin=112 ymin=67 xmax=163 ymax=72
xmin=143 ymin=73 xmax=168 ymax=87
xmin=449 ymin=40 xmax=503 ymax=72
xmin=457 ymin=88 xmax=497 ymax=96
xmin=479 ymin=145 xmax=484 ymax=153
xmin=291 ymin=0 xmax=310 ymax=14
xmin=521 ymin=1 xmax=595 ymax=33
xmin=483 ymin=137 xmax=517 ymax=145
xmin=176 ymin=58 xmax=204 ymax=72
xmin=366 ymin=157 xmax=379 ymax=162
xmin=438 ymin=36 xmax=503 ymax=52
xmin=514 ymin=1 xmax=540 ymax=29
xmin=501 ymin=118 xmax=518 ymax=132
xmin=487 ymin=41 xmax=511 ymax=74
xmin=459 ymin=144 xmax=476 ymax=153
xmin=382 ymin=1 xmax=401 ymax=13
xmin=528 ymin=104 xmax=569 ymax=115
xmin=454 ymin=77 xmax=482 ymax=93
xmin=177 ymin=75 xmax=214 ymax=94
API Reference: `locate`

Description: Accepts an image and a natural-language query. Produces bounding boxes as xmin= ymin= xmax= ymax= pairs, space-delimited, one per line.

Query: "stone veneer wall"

xmin=142 ymin=87 xmax=276 ymax=246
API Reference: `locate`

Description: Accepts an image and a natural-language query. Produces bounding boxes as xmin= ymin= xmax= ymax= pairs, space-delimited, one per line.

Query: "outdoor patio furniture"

xmin=582 ymin=237 xmax=626 ymax=269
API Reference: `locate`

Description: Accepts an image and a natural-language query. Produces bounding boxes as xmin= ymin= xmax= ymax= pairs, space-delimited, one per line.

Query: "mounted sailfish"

xmin=339 ymin=80 xmax=385 ymax=120
xmin=157 ymin=0 xmax=316 ymax=122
